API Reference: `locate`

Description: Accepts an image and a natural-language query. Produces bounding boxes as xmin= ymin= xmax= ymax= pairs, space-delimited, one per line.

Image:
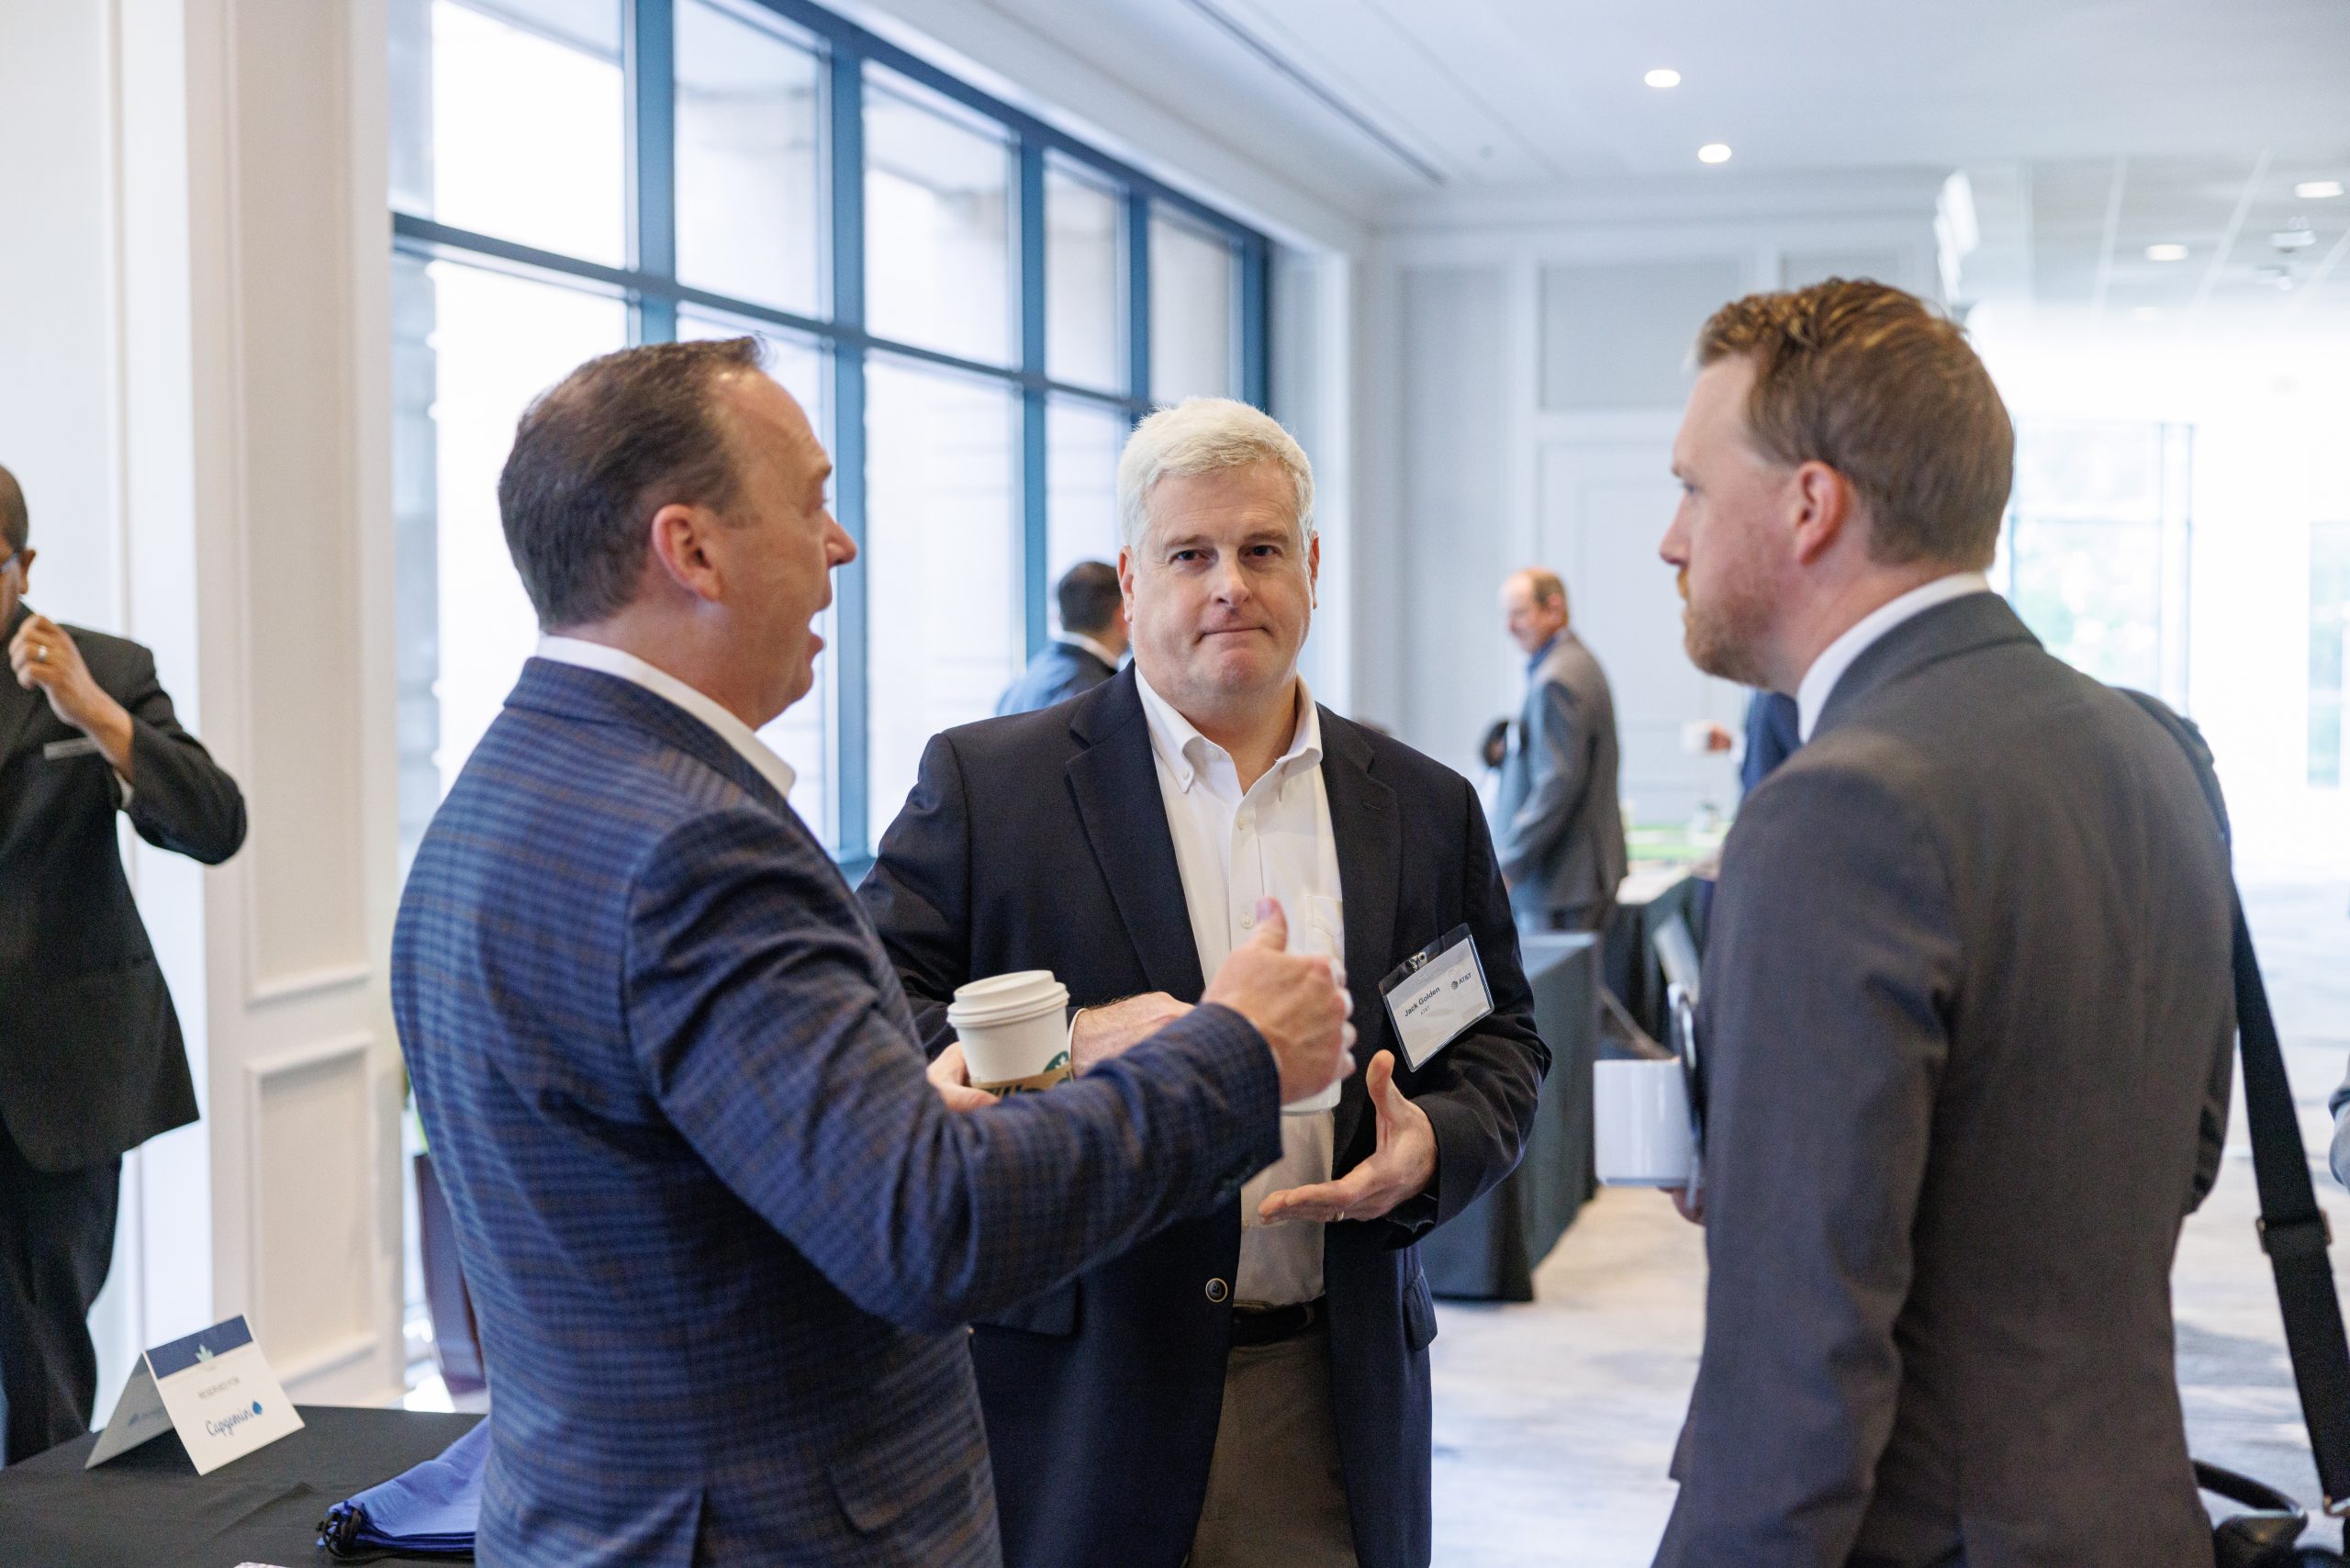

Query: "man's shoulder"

xmin=946 ymin=689 xmax=1101 ymax=769
xmin=1330 ymin=711 xmax=1472 ymax=811
xmin=59 ymin=622 xmax=153 ymax=683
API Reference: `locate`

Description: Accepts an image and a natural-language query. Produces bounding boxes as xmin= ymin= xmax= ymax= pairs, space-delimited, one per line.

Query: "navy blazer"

xmin=392 ymin=660 xmax=1286 ymax=1567
xmin=859 ymin=667 xmax=1548 ymax=1568
xmin=0 ymin=603 xmax=244 ymax=1171
xmin=994 ymin=640 xmax=1115 ymax=716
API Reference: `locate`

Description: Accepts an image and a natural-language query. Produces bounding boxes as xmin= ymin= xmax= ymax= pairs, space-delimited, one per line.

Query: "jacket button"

xmin=1204 ymin=1278 xmax=1230 ymax=1304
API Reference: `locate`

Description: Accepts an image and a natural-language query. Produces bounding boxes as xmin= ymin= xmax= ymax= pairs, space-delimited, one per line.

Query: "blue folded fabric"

xmin=318 ymin=1418 xmax=489 ymax=1558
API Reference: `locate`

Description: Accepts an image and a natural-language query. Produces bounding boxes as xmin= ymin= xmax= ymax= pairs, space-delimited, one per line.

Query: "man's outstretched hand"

xmin=1258 ymin=1049 xmax=1436 ymax=1226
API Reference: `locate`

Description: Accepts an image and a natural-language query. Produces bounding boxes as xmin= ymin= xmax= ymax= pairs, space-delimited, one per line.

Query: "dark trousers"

xmin=0 ymin=1120 xmax=119 ymax=1463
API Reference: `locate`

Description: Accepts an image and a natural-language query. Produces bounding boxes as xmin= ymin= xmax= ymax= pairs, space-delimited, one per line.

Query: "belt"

xmin=1228 ymin=1296 xmax=1325 ymax=1349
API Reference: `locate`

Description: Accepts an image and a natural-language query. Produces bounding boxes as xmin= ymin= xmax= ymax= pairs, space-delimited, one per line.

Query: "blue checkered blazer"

xmin=392 ymin=660 xmax=1283 ymax=1566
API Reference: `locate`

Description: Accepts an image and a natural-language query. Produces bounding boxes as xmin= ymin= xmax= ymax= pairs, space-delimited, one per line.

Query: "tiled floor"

xmin=1429 ymin=879 xmax=2350 ymax=1567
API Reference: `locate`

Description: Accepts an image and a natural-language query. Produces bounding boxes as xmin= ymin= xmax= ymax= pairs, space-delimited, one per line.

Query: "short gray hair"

xmin=1116 ymin=398 xmax=1314 ymax=553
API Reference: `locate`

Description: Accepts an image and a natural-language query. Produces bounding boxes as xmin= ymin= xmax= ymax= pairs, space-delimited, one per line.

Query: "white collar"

xmin=1058 ymin=631 xmax=1124 ymax=669
xmin=1134 ymin=666 xmax=1322 ymax=795
xmin=535 ymin=636 xmax=799 ymax=803
xmin=1795 ymin=572 xmax=1991 ymax=742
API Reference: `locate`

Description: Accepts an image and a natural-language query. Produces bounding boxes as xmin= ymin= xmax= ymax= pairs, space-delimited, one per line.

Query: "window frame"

xmin=392 ymin=0 xmax=1271 ymax=861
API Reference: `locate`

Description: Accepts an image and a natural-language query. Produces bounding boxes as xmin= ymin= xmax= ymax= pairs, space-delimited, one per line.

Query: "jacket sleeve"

xmin=1662 ymin=762 xmax=1958 ymax=1566
xmin=856 ymin=732 xmax=974 ymax=1055
xmin=1377 ymin=774 xmax=1550 ymax=1243
xmin=627 ymin=805 xmax=1284 ymax=1334
xmin=1493 ymin=674 xmax=1591 ymax=884
xmin=114 ymin=642 xmax=247 ymax=865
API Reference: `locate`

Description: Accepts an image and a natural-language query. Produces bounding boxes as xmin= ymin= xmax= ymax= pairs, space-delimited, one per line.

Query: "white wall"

xmin=1 ymin=0 xmax=408 ymax=1419
xmin=1357 ymin=172 xmax=1947 ymax=818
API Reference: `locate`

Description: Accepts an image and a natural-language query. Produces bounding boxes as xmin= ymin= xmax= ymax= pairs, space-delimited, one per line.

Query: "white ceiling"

xmin=962 ymin=0 xmax=2350 ymax=316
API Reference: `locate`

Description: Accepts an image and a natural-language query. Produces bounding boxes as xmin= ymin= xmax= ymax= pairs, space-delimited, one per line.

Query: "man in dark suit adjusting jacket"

xmin=863 ymin=398 xmax=1548 ymax=1568
xmin=0 ymin=463 xmax=246 ymax=1462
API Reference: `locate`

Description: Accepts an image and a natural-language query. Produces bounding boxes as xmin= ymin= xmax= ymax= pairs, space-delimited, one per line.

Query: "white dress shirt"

xmin=1058 ymin=631 xmax=1125 ymax=670
xmin=1136 ymin=667 xmax=1341 ymax=1308
xmin=1795 ymin=573 xmax=1992 ymax=742
xmin=536 ymin=636 xmax=800 ymax=803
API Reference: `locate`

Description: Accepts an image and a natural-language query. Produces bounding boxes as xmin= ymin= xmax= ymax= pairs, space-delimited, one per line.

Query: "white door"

xmin=1536 ymin=430 xmax=1744 ymax=825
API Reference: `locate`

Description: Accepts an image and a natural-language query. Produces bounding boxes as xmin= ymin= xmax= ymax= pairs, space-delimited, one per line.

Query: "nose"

xmin=1659 ymin=505 xmax=1690 ymax=568
xmin=826 ymin=513 xmax=857 ymax=568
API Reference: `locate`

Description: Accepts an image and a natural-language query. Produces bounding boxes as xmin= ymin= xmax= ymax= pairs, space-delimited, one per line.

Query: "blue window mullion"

xmin=1126 ymin=190 xmax=1152 ymax=411
xmin=628 ymin=0 xmax=678 ymax=342
xmin=1241 ymin=232 xmax=1269 ymax=409
xmin=828 ymin=44 xmax=870 ymax=858
xmin=1020 ymin=143 xmax=1048 ymax=659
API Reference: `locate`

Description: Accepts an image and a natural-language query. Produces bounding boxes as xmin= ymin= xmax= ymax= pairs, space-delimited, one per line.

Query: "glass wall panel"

xmin=395 ymin=263 xmax=627 ymax=819
xmin=388 ymin=0 xmax=626 ymax=265
xmin=678 ymin=308 xmax=835 ymax=841
xmin=676 ymin=0 xmax=824 ymax=316
xmin=865 ymin=359 xmax=1022 ymax=825
xmin=1149 ymin=208 xmax=1237 ymax=404
xmin=2313 ymin=521 xmax=2350 ymax=789
xmin=864 ymin=71 xmax=1013 ymax=366
xmin=1046 ymin=160 xmax=1124 ymax=392
xmin=1046 ymin=399 xmax=1128 ymax=633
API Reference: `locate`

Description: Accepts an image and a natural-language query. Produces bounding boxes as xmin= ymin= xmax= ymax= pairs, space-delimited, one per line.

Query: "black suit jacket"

xmin=0 ymin=604 xmax=245 ymax=1171
xmin=859 ymin=667 xmax=1547 ymax=1568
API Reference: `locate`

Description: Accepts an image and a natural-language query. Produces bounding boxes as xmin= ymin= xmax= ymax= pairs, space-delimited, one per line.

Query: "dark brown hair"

xmin=1056 ymin=560 xmax=1122 ymax=634
xmin=497 ymin=337 xmax=765 ymax=629
xmin=1695 ymin=280 xmax=2013 ymax=568
xmin=0 ymin=463 xmax=27 ymax=556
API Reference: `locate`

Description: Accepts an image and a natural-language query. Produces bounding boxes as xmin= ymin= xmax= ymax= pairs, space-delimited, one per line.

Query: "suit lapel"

xmin=1065 ymin=670 xmax=1208 ymax=1001
xmin=0 ymin=604 xmax=44 ymax=763
xmin=1320 ymin=711 xmax=1400 ymax=1161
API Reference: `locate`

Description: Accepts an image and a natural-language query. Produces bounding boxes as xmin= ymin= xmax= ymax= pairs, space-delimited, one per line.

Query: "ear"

xmin=1307 ymin=531 xmax=1321 ymax=607
xmin=1117 ymin=544 xmax=1137 ymax=617
xmin=1788 ymin=461 xmax=1856 ymax=567
xmin=646 ymin=501 xmax=726 ymax=605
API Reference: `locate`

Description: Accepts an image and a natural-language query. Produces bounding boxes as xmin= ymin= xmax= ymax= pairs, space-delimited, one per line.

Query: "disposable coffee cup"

xmin=1593 ymin=1058 xmax=1695 ymax=1185
xmin=948 ymin=970 xmax=1072 ymax=1097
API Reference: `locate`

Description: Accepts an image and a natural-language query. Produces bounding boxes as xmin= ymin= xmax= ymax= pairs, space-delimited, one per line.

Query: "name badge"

xmin=1377 ymin=924 xmax=1494 ymax=1071
xmin=43 ymin=736 xmax=102 ymax=762
xmin=87 ymin=1315 xmax=303 ymax=1474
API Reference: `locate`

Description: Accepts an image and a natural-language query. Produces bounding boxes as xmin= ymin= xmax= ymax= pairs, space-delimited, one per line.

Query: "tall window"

xmin=2314 ymin=521 xmax=2350 ymax=789
xmin=389 ymin=0 xmax=1270 ymax=867
xmin=1993 ymin=420 xmax=2193 ymax=706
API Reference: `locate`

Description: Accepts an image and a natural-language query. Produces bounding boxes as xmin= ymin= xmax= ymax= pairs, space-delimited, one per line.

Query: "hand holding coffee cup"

xmin=1200 ymin=897 xmax=1355 ymax=1104
xmin=948 ymin=972 xmax=1074 ymax=1096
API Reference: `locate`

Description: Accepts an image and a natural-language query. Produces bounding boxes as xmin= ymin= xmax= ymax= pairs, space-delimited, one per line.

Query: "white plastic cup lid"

xmin=946 ymin=970 xmax=1069 ymax=1029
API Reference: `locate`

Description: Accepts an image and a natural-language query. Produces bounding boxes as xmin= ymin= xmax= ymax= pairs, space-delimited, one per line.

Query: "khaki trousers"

xmin=1185 ymin=1320 xmax=1360 ymax=1568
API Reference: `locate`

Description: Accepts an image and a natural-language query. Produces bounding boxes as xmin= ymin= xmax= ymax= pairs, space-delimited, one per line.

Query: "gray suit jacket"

xmin=1492 ymin=630 xmax=1626 ymax=929
xmin=1658 ymin=593 xmax=2234 ymax=1568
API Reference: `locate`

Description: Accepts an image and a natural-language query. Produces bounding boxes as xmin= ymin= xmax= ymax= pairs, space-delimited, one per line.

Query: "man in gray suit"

xmin=1492 ymin=568 xmax=1626 ymax=932
xmin=1653 ymin=279 xmax=2235 ymax=1566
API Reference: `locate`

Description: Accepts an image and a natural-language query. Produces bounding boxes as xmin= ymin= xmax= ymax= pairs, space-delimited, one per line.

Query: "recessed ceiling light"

xmin=2294 ymin=180 xmax=2345 ymax=199
xmin=2145 ymin=243 xmax=2188 ymax=262
xmin=2273 ymin=228 xmax=2318 ymax=250
xmin=1645 ymin=68 xmax=1682 ymax=88
xmin=1697 ymin=142 xmax=1732 ymax=164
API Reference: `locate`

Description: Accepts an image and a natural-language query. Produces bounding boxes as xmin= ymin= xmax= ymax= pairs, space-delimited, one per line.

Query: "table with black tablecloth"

xmin=1419 ymin=932 xmax=1601 ymax=1302
xmin=0 ymin=1404 xmax=481 ymax=1568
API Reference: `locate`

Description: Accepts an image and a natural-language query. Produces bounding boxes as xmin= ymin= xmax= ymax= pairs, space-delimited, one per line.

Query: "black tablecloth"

xmin=1602 ymin=873 xmax=1708 ymax=1043
xmin=1420 ymin=932 xmax=1601 ymax=1301
xmin=0 ymin=1404 xmax=483 ymax=1568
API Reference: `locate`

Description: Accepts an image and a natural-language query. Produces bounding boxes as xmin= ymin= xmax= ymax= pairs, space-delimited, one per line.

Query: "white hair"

xmin=1115 ymin=398 xmax=1315 ymax=553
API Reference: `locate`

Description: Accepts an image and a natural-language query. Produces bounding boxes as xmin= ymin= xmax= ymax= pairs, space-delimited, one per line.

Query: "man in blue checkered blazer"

xmin=391 ymin=339 xmax=1353 ymax=1566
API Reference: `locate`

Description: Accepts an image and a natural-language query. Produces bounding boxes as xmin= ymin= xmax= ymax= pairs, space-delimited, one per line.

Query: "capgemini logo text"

xmin=205 ymin=1401 xmax=264 ymax=1439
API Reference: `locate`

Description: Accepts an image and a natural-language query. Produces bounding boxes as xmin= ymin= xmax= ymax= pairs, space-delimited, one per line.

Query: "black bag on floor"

xmin=2130 ymin=693 xmax=2350 ymax=1566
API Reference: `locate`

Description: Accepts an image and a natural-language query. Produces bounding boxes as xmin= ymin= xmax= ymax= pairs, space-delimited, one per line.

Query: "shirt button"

xmin=1238 ymin=912 xmax=1255 ymax=929
xmin=1204 ymin=1278 xmax=1230 ymax=1304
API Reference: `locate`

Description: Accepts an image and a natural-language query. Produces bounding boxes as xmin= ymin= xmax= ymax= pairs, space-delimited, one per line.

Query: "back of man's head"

xmin=498 ymin=337 xmax=766 ymax=630
xmin=1695 ymin=279 xmax=2013 ymax=570
xmin=1057 ymin=560 xmax=1122 ymax=635
xmin=1517 ymin=567 xmax=1567 ymax=618
xmin=0 ymin=463 xmax=27 ymax=557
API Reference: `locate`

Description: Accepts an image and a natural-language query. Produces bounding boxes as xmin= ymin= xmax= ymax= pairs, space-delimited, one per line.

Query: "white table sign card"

xmin=86 ymin=1315 xmax=303 ymax=1474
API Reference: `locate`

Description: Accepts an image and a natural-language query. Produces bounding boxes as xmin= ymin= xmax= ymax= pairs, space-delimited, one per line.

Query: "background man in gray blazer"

xmin=1492 ymin=568 xmax=1626 ymax=932
xmin=1653 ymin=279 xmax=2235 ymax=1566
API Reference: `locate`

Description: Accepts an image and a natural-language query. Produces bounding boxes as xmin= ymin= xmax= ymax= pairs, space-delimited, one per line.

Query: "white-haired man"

xmin=861 ymin=398 xmax=1547 ymax=1568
